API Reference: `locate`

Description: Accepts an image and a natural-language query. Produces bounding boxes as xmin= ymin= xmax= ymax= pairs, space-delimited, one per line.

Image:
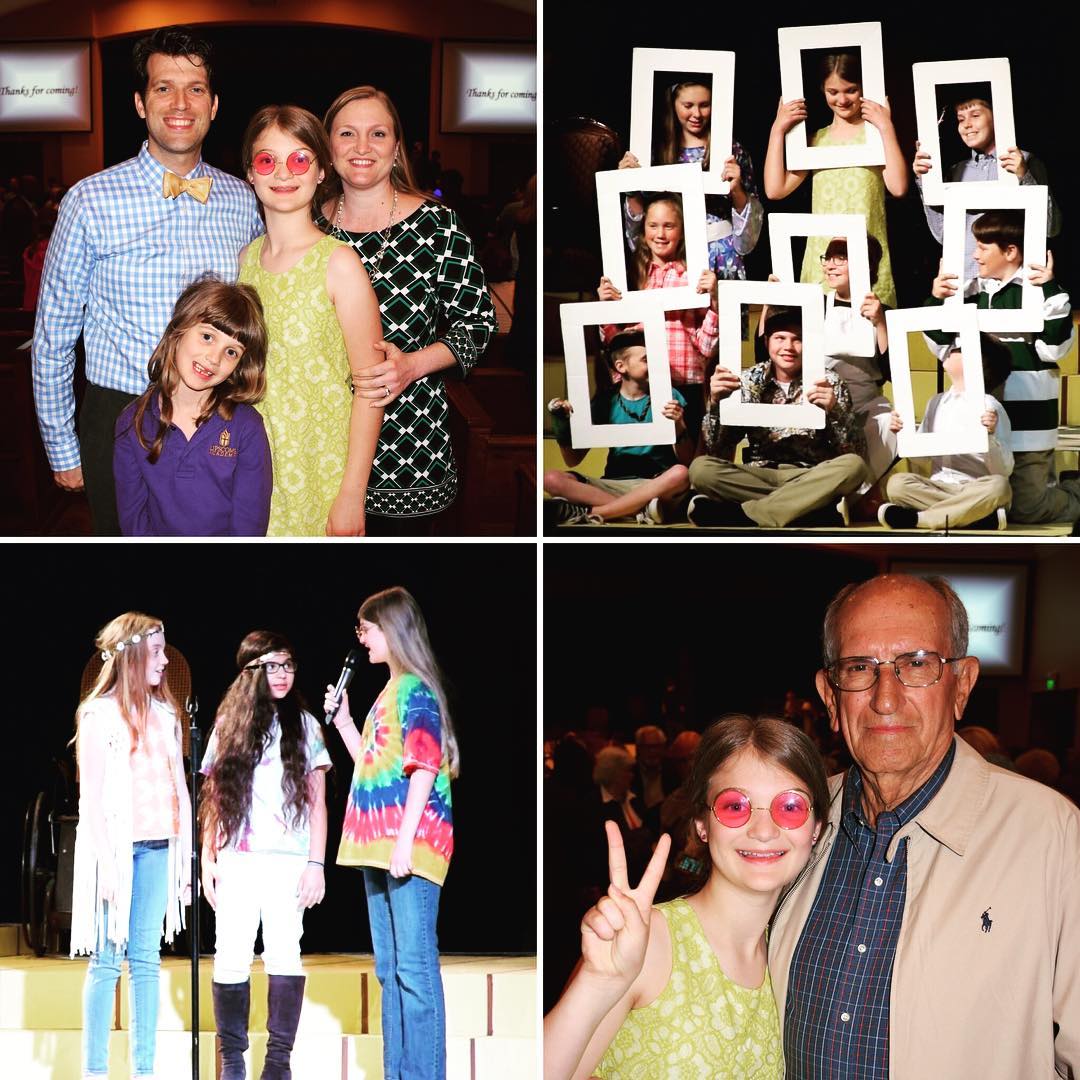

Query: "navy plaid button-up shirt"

xmin=784 ymin=743 xmax=956 ymax=1078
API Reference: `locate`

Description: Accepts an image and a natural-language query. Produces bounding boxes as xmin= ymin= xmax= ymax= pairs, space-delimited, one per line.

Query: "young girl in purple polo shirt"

xmin=114 ymin=278 xmax=272 ymax=536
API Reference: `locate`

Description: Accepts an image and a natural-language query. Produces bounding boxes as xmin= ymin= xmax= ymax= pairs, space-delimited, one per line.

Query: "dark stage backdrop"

xmin=545 ymin=11 xmax=1079 ymax=302
xmin=101 ymin=26 xmax=433 ymax=182
xmin=3 ymin=544 xmax=536 ymax=956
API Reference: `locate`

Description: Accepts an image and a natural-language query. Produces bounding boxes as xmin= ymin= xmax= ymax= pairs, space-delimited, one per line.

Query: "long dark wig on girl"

xmin=660 ymin=79 xmax=711 ymax=169
xmin=127 ymin=278 xmax=268 ymax=464
xmin=199 ymin=630 xmax=310 ymax=850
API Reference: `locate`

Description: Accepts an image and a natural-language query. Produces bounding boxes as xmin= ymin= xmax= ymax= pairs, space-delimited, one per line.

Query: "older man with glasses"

xmin=767 ymin=573 xmax=1080 ymax=1078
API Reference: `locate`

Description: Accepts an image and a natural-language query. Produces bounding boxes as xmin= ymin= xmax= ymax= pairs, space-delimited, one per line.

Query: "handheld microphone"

xmin=324 ymin=649 xmax=361 ymax=725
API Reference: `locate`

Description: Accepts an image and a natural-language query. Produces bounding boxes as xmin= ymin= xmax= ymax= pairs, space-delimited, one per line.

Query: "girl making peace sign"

xmin=544 ymin=716 xmax=829 ymax=1079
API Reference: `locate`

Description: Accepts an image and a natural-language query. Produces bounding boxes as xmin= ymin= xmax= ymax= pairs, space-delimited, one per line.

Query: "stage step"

xmin=0 ymin=953 xmax=536 ymax=1078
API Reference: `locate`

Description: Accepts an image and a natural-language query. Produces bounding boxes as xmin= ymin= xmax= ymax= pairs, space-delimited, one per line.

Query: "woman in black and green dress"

xmin=317 ymin=86 xmax=496 ymax=535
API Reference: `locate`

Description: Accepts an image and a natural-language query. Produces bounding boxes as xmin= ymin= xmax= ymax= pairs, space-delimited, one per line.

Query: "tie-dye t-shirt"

xmin=336 ymin=673 xmax=453 ymax=886
xmin=201 ymin=710 xmax=331 ymax=856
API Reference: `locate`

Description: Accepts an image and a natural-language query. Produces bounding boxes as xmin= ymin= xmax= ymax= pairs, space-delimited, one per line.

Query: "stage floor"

xmin=0 ymin=927 xmax=535 ymax=1079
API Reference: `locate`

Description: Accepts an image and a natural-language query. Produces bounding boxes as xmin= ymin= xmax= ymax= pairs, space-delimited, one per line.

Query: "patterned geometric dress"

xmin=798 ymin=125 xmax=897 ymax=309
xmin=238 ymin=233 xmax=353 ymax=537
xmin=317 ymin=202 xmax=496 ymax=518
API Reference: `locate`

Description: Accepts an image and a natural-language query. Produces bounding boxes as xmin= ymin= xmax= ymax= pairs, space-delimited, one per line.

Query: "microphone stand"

xmin=186 ymin=695 xmax=202 ymax=1080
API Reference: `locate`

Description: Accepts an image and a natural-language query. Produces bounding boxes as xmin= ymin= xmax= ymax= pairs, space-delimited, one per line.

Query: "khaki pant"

xmin=1009 ymin=449 xmax=1080 ymax=524
xmin=886 ymin=472 xmax=1011 ymax=530
xmin=688 ymin=454 xmax=866 ymax=527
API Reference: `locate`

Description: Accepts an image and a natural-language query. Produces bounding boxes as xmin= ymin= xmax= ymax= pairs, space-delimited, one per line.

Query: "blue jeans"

xmin=363 ymin=868 xmax=446 ymax=1080
xmin=83 ymin=840 xmax=170 ymax=1077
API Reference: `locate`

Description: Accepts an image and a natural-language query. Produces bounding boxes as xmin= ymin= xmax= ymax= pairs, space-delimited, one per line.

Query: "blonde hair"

xmin=633 ymin=196 xmax=686 ymax=288
xmin=75 ymin=612 xmax=180 ymax=756
xmin=358 ymin=587 xmax=459 ymax=777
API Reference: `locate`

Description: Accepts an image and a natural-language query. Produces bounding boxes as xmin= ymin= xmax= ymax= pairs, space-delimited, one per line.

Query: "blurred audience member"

xmin=22 ymin=205 xmax=57 ymax=311
xmin=1015 ymin=748 xmax=1062 ymax=790
xmin=958 ymin=725 xmax=1016 ymax=771
xmin=631 ymin=724 xmax=668 ymax=832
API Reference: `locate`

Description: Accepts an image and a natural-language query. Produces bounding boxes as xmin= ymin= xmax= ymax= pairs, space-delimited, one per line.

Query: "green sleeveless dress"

xmin=595 ymin=898 xmax=783 ymax=1079
xmin=799 ymin=124 xmax=897 ymax=309
xmin=238 ymin=233 xmax=353 ymax=536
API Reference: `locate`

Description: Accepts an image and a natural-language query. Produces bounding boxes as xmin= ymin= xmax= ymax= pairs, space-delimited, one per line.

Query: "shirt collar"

xmin=137 ymin=140 xmax=209 ymax=185
xmin=971 ymin=147 xmax=998 ymax=165
xmin=649 ymin=258 xmax=685 ymax=274
xmin=971 ymin=269 xmax=1025 ymax=298
xmin=842 ymin=740 xmax=956 ymax=842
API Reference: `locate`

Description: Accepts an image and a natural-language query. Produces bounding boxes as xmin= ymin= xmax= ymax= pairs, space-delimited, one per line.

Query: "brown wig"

xmin=126 ymin=278 xmax=268 ymax=464
xmin=321 ymin=86 xmax=432 ymax=205
xmin=819 ymin=52 xmax=862 ymax=91
xmin=242 ymin=103 xmax=333 ymax=213
xmin=74 ymin=613 xmax=181 ymax=756
xmin=199 ymin=631 xmax=312 ymax=851
xmin=971 ymin=209 xmax=1025 ymax=257
xmin=660 ymin=80 xmax=711 ymax=169
xmin=631 ymin=196 xmax=686 ymax=288
xmin=682 ymin=714 xmax=830 ymax=892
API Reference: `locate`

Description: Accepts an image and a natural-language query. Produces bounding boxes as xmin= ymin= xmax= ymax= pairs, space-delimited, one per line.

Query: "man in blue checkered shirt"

xmin=768 ymin=573 xmax=1080 ymax=1077
xmin=32 ymin=24 xmax=263 ymax=534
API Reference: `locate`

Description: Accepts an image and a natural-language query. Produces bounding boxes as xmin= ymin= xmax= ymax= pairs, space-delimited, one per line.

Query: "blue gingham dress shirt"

xmin=784 ymin=742 xmax=956 ymax=1078
xmin=32 ymin=142 xmax=264 ymax=471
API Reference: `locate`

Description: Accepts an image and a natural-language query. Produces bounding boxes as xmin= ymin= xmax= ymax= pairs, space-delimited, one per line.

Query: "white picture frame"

xmin=941 ymin=184 xmax=1048 ymax=332
xmin=778 ymin=22 xmax=886 ymax=170
xmin=912 ymin=58 xmax=1016 ymax=205
xmin=715 ymin=280 xmax=827 ymax=429
xmin=629 ymin=47 xmax=735 ymax=196
xmin=768 ymin=212 xmax=875 ymax=356
xmin=559 ymin=294 xmax=677 ymax=450
xmin=595 ymin=163 xmax=711 ymax=305
xmin=885 ymin=304 xmax=988 ymax=457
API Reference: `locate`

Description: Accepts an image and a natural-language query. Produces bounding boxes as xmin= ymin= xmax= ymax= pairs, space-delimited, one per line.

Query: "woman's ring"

xmin=384 ymin=385 xmax=391 ymax=398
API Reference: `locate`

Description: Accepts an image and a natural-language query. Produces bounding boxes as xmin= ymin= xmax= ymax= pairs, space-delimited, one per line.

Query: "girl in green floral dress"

xmin=544 ymin=716 xmax=829 ymax=1079
xmin=238 ymin=104 xmax=383 ymax=536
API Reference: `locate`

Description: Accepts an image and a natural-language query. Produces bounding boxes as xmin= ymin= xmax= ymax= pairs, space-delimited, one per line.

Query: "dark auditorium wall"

xmin=0 ymin=0 xmax=535 ymax=195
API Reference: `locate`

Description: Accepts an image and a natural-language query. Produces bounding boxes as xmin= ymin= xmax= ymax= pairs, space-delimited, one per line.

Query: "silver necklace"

xmin=335 ymin=186 xmax=398 ymax=280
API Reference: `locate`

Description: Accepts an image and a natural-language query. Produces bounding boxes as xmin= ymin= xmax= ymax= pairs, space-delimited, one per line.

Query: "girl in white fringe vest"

xmin=71 ymin=613 xmax=192 ymax=1079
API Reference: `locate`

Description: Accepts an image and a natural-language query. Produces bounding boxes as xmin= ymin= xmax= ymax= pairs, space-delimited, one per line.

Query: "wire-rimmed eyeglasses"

xmin=826 ymin=650 xmax=965 ymax=692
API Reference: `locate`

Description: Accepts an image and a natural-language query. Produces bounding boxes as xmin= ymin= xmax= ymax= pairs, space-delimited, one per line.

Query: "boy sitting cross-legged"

xmin=544 ymin=328 xmax=692 ymax=526
xmin=687 ymin=307 xmax=867 ymax=528
xmin=927 ymin=209 xmax=1079 ymax=524
xmin=880 ymin=334 xmax=1014 ymax=530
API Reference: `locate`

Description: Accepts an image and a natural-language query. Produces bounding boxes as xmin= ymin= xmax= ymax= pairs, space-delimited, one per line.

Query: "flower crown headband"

xmin=101 ymin=624 xmax=165 ymax=662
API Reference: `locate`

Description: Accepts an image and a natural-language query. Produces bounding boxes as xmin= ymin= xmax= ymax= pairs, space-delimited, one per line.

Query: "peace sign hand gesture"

xmin=579 ymin=822 xmax=671 ymax=992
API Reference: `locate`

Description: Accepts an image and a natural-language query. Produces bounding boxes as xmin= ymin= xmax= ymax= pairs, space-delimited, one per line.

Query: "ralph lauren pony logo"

xmin=980 ymin=907 xmax=992 ymax=933
xmin=209 ymin=429 xmax=238 ymax=458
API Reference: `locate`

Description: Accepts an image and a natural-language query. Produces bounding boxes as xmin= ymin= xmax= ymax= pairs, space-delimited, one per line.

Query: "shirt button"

xmin=841 ymin=1012 xmax=851 ymax=1023
xmin=874 ymin=876 xmax=883 ymax=886
xmin=857 ymin=944 xmax=867 ymax=953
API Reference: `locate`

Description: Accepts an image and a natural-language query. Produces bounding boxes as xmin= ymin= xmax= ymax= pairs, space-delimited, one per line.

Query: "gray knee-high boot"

xmin=212 ymin=980 xmax=251 ymax=1080
xmin=260 ymin=974 xmax=306 ymax=1080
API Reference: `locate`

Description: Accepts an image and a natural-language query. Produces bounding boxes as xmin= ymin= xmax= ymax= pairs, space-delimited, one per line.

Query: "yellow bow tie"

xmin=162 ymin=171 xmax=212 ymax=204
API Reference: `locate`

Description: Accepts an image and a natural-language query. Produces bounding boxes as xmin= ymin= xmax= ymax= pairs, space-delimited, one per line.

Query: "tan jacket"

xmin=769 ymin=737 xmax=1080 ymax=1078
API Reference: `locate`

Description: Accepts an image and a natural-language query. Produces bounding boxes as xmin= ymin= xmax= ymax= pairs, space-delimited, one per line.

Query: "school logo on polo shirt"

xmin=210 ymin=429 xmax=238 ymax=458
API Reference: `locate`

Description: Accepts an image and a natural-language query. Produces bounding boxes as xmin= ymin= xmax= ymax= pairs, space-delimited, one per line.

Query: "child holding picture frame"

xmin=765 ymin=48 xmax=907 ymax=307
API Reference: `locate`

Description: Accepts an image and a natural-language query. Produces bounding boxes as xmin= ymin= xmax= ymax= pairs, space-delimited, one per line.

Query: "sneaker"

xmin=687 ymin=495 xmax=752 ymax=527
xmin=878 ymin=503 xmax=919 ymax=529
xmin=967 ymin=507 xmax=1008 ymax=531
xmin=793 ymin=505 xmax=846 ymax=528
xmin=635 ymin=497 xmax=664 ymax=525
xmin=544 ymin=497 xmax=592 ymax=526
